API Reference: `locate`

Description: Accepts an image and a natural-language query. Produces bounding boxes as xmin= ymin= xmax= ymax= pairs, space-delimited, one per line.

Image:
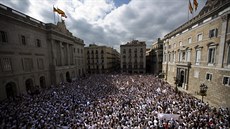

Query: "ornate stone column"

xmin=217 ymin=14 xmax=228 ymax=68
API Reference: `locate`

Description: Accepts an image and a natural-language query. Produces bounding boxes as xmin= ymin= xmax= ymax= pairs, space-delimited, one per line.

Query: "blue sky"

xmin=113 ymin=0 xmax=130 ymax=7
xmin=0 ymin=0 xmax=207 ymax=51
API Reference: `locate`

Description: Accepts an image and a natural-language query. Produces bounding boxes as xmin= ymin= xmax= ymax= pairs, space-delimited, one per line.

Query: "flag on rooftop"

xmin=56 ymin=8 xmax=65 ymax=15
xmin=53 ymin=7 xmax=65 ymax=15
xmin=61 ymin=13 xmax=67 ymax=18
xmin=189 ymin=0 xmax=193 ymax=14
xmin=194 ymin=0 xmax=198 ymax=11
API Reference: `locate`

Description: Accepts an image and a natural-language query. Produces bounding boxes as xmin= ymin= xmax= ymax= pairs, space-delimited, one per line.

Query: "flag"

xmin=61 ymin=13 xmax=67 ymax=18
xmin=53 ymin=7 xmax=67 ymax=18
xmin=53 ymin=7 xmax=57 ymax=12
xmin=194 ymin=0 xmax=198 ymax=11
xmin=53 ymin=7 xmax=64 ymax=15
xmin=189 ymin=0 xmax=193 ymax=14
xmin=56 ymin=8 xmax=65 ymax=15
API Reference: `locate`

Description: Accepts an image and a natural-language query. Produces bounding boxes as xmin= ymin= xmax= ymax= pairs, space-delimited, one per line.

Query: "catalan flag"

xmin=56 ymin=8 xmax=65 ymax=15
xmin=53 ymin=7 xmax=65 ymax=15
xmin=194 ymin=0 xmax=198 ymax=11
xmin=61 ymin=14 xmax=67 ymax=18
xmin=189 ymin=0 xmax=193 ymax=14
xmin=53 ymin=7 xmax=67 ymax=18
xmin=53 ymin=7 xmax=57 ymax=12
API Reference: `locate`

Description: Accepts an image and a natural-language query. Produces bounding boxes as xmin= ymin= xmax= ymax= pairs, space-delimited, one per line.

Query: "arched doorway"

xmin=5 ymin=82 xmax=17 ymax=99
xmin=66 ymin=71 xmax=71 ymax=83
xmin=25 ymin=79 xmax=34 ymax=94
xmin=79 ymin=69 xmax=81 ymax=76
xmin=40 ymin=76 xmax=46 ymax=89
xmin=60 ymin=73 xmax=64 ymax=82
xmin=179 ymin=71 xmax=184 ymax=87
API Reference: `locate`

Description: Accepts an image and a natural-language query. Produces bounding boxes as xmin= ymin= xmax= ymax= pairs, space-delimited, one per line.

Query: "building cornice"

xmin=0 ymin=3 xmax=84 ymax=46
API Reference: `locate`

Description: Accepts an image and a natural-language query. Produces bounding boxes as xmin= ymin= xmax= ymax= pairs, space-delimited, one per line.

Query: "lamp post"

xmin=200 ymin=83 xmax=208 ymax=102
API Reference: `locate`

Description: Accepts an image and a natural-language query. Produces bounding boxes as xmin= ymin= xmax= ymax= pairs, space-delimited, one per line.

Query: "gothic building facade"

xmin=163 ymin=0 xmax=230 ymax=107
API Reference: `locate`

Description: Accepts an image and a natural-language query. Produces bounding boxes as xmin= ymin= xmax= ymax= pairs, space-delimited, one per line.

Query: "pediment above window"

xmin=194 ymin=45 xmax=203 ymax=49
xmin=227 ymin=40 xmax=230 ymax=44
xmin=207 ymin=42 xmax=218 ymax=46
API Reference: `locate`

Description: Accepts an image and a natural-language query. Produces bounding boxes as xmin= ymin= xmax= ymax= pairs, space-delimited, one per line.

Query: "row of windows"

xmin=168 ymin=66 xmax=230 ymax=87
xmin=166 ymin=28 xmax=218 ymax=49
xmin=122 ymin=48 xmax=144 ymax=54
xmin=1 ymin=31 xmax=84 ymax=53
xmin=0 ymin=30 xmax=43 ymax=47
xmin=87 ymin=50 xmax=104 ymax=54
xmin=0 ymin=57 xmax=45 ymax=72
xmin=87 ymin=60 xmax=104 ymax=63
xmin=122 ymin=54 xmax=144 ymax=58
xmin=194 ymin=71 xmax=230 ymax=87
xmin=165 ymin=45 xmax=230 ymax=66
xmin=88 ymin=65 xmax=105 ymax=70
xmin=74 ymin=48 xmax=83 ymax=54
xmin=123 ymin=65 xmax=144 ymax=69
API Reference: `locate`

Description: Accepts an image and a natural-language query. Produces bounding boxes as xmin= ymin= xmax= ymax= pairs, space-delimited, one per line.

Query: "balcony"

xmin=176 ymin=61 xmax=191 ymax=67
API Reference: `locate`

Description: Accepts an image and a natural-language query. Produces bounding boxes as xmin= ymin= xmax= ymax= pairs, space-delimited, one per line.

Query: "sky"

xmin=0 ymin=0 xmax=207 ymax=51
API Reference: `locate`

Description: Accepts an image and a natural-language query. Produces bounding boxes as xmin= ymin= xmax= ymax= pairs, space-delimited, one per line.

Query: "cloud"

xmin=1 ymin=0 xmax=30 ymax=12
xmin=0 ymin=0 xmax=207 ymax=51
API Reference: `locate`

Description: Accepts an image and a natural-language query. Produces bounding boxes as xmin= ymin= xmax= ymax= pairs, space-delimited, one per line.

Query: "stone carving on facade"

xmin=194 ymin=45 xmax=203 ymax=49
xmin=199 ymin=0 xmax=223 ymax=16
xmin=56 ymin=20 xmax=72 ymax=37
xmin=221 ymin=14 xmax=227 ymax=22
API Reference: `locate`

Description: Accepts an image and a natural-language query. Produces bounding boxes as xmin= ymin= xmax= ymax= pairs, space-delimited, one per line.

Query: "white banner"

xmin=157 ymin=113 xmax=180 ymax=120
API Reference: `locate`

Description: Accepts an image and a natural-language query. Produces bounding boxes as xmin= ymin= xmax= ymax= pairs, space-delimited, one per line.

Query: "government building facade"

xmin=85 ymin=44 xmax=120 ymax=74
xmin=120 ymin=40 xmax=146 ymax=74
xmin=163 ymin=0 xmax=230 ymax=107
xmin=0 ymin=4 xmax=85 ymax=100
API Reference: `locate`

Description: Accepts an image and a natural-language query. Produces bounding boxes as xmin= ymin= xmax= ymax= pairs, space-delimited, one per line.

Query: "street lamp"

xmin=200 ymin=83 xmax=208 ymax=102
xmin=174 ymin=77 xmax=178 ymax=93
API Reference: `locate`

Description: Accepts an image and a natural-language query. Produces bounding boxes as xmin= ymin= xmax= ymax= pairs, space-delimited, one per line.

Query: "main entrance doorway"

xmin=176 ymin=65 xmax=190 ymax=90
xmin=25 ymin=79 xmax=34 ymax=94
xmin=5 ymin=82 xmax=17 ymax=99
xmin=40 ymin=76 xmax=46 ymax=89
xmin=66 ymin=71 xmax=71 ymax=83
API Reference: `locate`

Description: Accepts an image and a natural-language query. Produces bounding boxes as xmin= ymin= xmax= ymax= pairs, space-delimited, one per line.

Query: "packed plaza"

xmin=0 ymin=74 xmax=229 ymax=128
xmin=1 ymin=0 xmax=230 ymax=128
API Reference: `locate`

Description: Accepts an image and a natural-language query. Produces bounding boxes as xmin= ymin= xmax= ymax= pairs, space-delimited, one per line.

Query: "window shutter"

xmin=215 ymin=28 xmax=218 ymax=37
xmin=209 ymin=30 xmax=212 ymax=38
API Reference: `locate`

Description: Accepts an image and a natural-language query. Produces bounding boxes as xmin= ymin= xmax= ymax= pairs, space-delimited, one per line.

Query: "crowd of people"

xmin=0 ymin=74 xmax=229 ymax=128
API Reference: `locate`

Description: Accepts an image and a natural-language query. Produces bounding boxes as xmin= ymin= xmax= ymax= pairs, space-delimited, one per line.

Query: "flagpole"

xmin=188 ymin=0 xmax=189 ymax=21
xmin=192 ymin=2 xmax=194 ymax=19
xmin=53 ymin=5 xmax=56 ymax=24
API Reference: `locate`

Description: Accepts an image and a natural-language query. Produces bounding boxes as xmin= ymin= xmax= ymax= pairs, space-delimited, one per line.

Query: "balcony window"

xmin=206 ymin=73 xmax=212 ymax=81
xmin=197 ymin=34 xmax=203 ymax=42
xmin=188 ymin=38 xmax=192 ymax=44
xmin=208 ymin=47 xmax=216 ymax=65
xmin=223 ymin=76 xmax=230 ymax=86
xmin=209 ymin=29 xmax=218 ymax=38
xmin=195 ymin=49 xmax=201 ymax=65
xmin=0 ymin=31 xmax=8 ymax=43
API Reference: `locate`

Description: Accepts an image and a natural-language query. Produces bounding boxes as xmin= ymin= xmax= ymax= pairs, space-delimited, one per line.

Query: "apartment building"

xmin=146 ymin=38 xmax=163 ymax=75
xmin=85 ymin=44 xmax=120 ymax=74
xmin=120 ymin=40 xmax=146 ymax=74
